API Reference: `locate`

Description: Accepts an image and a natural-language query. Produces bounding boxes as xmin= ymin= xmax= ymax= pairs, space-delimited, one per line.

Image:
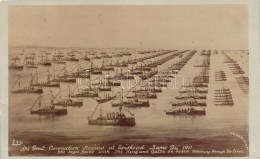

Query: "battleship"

xmin=88 ymin=106 xmax=136 ymax=126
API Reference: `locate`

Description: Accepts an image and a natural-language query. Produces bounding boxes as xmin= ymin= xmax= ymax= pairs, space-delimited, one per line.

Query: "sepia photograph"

xmin=6 ymin=4 xmax=250 ymax=157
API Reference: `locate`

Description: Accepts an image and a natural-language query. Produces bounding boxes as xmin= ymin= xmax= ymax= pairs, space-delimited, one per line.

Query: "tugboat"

xmin=30 ymin=94 xmax=67 ymax=115
xmin=11 ymin=76 xmax=43 ymax=94
xmin=9 ymin=56 xmax=23 ymax=70
xmin=88 ymin=106 xmax=136 ymax=126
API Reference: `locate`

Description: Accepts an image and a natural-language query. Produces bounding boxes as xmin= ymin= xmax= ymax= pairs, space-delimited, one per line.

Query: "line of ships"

xmin=10 ymin=49 xmax=246 ymax=126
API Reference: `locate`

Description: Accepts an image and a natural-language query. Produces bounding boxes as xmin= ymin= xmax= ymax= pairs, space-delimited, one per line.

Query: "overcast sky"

xmin=9 ymin=5 xmax=248 ymax=49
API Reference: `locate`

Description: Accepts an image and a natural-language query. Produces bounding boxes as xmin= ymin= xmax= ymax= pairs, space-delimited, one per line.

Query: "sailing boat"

xmin=30 ymin=94 xmax=67 ymax=115
xmin=9 ymin=56 xmax=23 ymax=70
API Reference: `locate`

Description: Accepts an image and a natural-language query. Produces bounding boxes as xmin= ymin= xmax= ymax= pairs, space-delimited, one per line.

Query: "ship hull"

xmin=30 ymin=108 xmax=67 ymax=115
xmin=88 ymin=118 xmax=135 ymax=126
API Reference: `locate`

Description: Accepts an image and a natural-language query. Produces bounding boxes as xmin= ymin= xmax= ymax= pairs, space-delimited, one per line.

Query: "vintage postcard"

xmin=0 ymin=0 xmax=260 ymax=158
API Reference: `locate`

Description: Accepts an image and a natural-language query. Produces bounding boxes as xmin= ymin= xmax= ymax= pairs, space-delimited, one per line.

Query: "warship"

xmin=53 ymin=88 xmax=83 ymax=107
xmin=30 ymin=71 xmax=60 ymax=87
xmin=11 ymin=76 xmax=43 ymax=94
xmin=30 ymin=94 xmax=67 ymax=115
xmin=166 ymin=107 xmax=206 ymax=115
xmin=88 ymin=102 xmax=135 ymax=126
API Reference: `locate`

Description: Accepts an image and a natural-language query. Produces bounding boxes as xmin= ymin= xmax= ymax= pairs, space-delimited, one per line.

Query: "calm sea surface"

xmin=8 ymin=48 xmax=249 ymax=156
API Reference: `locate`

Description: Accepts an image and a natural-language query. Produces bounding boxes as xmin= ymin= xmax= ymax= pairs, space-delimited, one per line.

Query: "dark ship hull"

xmin=51 ymin=78 xmax=76 ymax=83
xmin=31 ymin=82 xmax=60 ymax=87
xmin=96 ymin=96 xmax=116 ymax=103
xmin=112 ymin=101 xmax=150 ymax=107
xmin=166 ymin=109 xmax=206 ymax=115
xmin=53 ymin=100 xmax=83 ymax=106
xmin=31 ymin=108 xmax=67 ymax=115
xmin=9 ymin=66 xmax=23 ymax=70
xmin=88 ymin=117 xmax=135 ymax=126
xmin=12 ymin=88 xmax=43 ymax=94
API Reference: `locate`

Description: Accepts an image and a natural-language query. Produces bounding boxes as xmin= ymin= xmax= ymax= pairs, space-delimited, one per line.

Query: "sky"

xmin=8 ymin=5 xmax=248 ymax=49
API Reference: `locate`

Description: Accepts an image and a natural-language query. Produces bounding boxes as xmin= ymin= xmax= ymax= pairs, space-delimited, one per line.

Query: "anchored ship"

xmin=88 ymin=106 xmax=136 ymax=126
xmin=30 ymin=94 xmax=67 ymax=115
